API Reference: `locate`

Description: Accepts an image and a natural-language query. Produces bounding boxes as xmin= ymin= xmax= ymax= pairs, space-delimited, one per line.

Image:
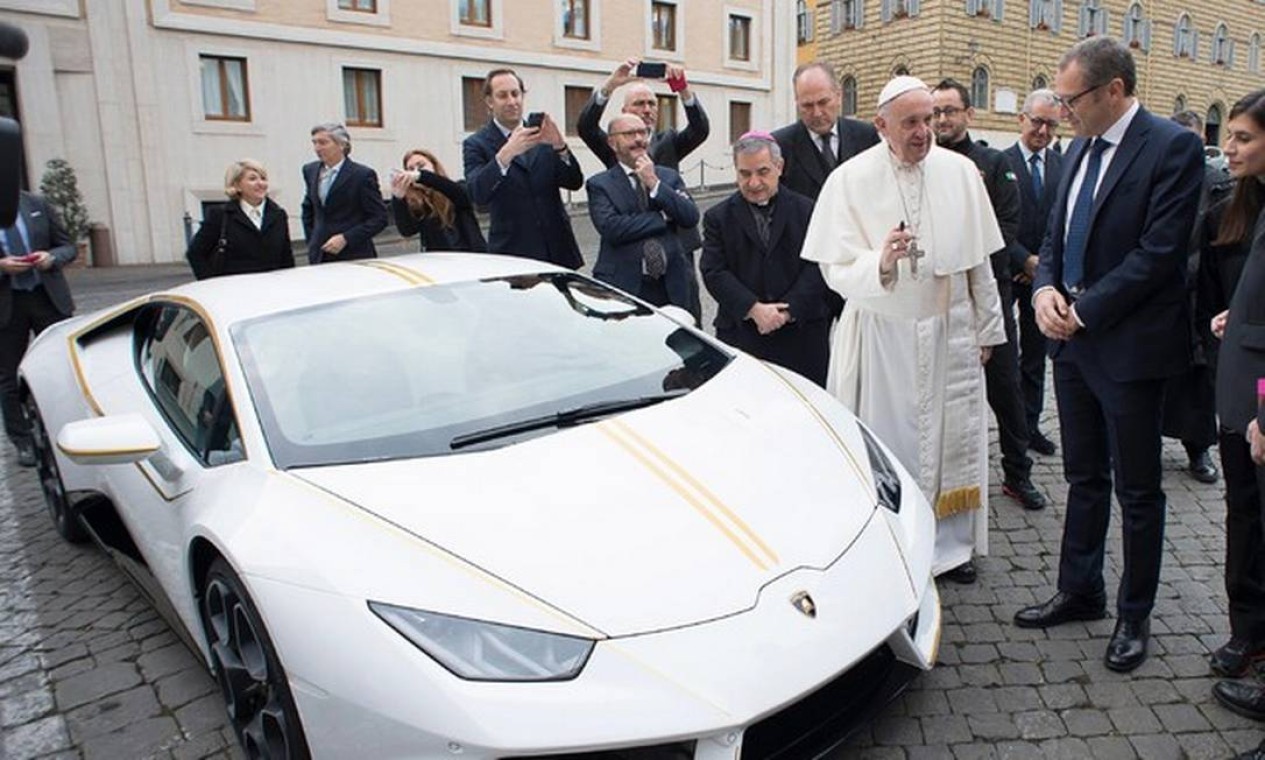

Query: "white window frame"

xmin=185 ymin=42 xmax=265 ymax=137
xmin=554 ymin=0 xmax=602 ymax=52
xmin=967 ymin=0 xmax=1003 ymax=20
xmin=882 ymin=0 xmax=920 ymax=22
xmin=1122 ymin=3 xmax=1150 ymax=52
xmin=327 ymin=0 xmax=390 ymax=27
xmin=1211 ymin=23 xmax=1233 ymax=66
xmin=451 ymin=0 xmax=504 ymax=41
xmin=181 ymin=0 xmax=256 ymax=10
xmin=830 ymin=0 xmax=864 ymax=33
xmin=971 ymin=66 xmax=990 ymax=111
xmin=331 ymin=58 xmax=395 ymax=142
xmin=1174 ymin=13 xmax=1197 ymax=59
xmin=645 ymin=0 xmax=685 ymax=61
xmin=797 ymin=0 xmax=814 ymax=42
xmin=724 ymin=8 xmax=758 ymax=71
xmin=1250 ymin=32 xmax=1261 ymax=74
xmin=1077 ymin=0 xmax=1107 ymax=38
xmin=1029 ymin=0 xmax=1061 ymax=32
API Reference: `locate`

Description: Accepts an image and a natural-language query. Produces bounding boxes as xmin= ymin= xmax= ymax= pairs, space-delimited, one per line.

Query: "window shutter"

xmin=1078 ymin=3 xmax=1089 ymax=36
xmin=1029 ymin=0 xmax=1040 ymax=27
xmin=831 ymin=0 xmax=842 ymax=34
xmin=994 ymin=0 xmax=1004 ymax=21
xmin=881 ymin=0 xmax=892 ymax=23
xmin=908 ymin=0 xmax=920 ymax=16
xmin=1141 ymin=19 xmax=1152 ymax=51
xmin=1052 ymin=0 xmax=1063 ymax=33
xmin=1099 ymin=9 xmax=1108 ymax=35
xmin=856 ymin=0 xmax=866 ymax=28
xmin=1193 ymin=29 xmax=1201 ymax=60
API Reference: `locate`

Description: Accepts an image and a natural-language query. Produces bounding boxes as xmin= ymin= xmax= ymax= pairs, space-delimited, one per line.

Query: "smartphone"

xmin=635 ymin=61 xmax=667 ymax=79
xmin=524 ymin=112 xmax=545 ymax=129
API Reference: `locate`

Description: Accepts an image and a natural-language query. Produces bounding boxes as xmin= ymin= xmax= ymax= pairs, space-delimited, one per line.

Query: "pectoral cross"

xmin=907 ymin=238 xmax=925 ymax=279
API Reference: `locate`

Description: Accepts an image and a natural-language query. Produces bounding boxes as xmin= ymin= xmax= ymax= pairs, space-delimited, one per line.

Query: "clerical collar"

xmin=746 ymin=192 xmax=778 ymax=210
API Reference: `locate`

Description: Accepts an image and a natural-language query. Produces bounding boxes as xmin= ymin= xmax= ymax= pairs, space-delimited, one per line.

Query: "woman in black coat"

xmin=389 ymin=148 xmax=487 ymax=253
xmin=187 ymin=158 xmax=294 ymax=279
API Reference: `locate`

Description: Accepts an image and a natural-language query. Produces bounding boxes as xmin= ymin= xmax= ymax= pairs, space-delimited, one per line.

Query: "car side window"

xmin=136 ymin=305 xmax=244 ymax=466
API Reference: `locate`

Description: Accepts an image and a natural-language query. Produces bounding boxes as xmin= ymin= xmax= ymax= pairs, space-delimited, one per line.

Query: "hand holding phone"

xmin=524 ymin=112 xmax=545 ymax=129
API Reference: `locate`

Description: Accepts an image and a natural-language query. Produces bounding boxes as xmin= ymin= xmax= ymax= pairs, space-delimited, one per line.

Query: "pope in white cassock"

xmin=800 ymin=76 xmax=1007 ymax=582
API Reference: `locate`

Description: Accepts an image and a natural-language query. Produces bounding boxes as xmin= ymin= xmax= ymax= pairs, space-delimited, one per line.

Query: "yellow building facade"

xmin=802 ymin=0 xmax=1265 ymax=145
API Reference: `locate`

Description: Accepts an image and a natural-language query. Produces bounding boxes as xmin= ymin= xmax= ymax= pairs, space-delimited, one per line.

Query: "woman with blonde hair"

xmin=390 ymin=148 xmax=486 ymax=252
xmin=187 ymin=158 xmax=294 ymax=279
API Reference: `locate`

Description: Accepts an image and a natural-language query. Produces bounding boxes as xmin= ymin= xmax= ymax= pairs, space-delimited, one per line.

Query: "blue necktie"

xmin=1062 ymin=138 xmax=1111 ymax=293
xmin=1029 ymin=152 xmax=1043 ymax=200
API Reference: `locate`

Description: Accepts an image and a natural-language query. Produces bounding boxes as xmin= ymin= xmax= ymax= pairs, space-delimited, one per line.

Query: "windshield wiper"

xmin=450 ymin=391 xmax=687 ymax=450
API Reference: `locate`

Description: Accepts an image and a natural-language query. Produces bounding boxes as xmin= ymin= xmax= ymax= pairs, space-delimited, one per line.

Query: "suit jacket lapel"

xmin=1089 ymin=112 xmax=1148 ymax=225
xmin=797 ymin=124 xmax=826 ymax=187
xmin=1053 ymin=138 xmax=1088 ymax=239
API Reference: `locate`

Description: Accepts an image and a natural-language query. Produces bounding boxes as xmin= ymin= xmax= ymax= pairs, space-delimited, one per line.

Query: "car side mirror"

xmin=57 ymin=415 xmax=162 ymax=465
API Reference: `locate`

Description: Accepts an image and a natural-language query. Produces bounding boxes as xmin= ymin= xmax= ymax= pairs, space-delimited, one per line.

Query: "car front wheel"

xmin=201 ymin=558 xmax=311 ymax=760
xmin=22 ymin=396 xmax=87 ymax=544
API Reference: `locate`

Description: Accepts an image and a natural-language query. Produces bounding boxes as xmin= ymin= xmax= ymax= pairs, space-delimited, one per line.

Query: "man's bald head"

xmin=622 ymin=83 xmax=659 ymax=131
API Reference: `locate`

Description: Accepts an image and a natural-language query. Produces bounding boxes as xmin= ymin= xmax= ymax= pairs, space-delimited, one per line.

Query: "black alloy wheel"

xmin=201 ymin=558 xmax=311 ymax=760
xmin=22 ymin=396 xmax=87 ymax=543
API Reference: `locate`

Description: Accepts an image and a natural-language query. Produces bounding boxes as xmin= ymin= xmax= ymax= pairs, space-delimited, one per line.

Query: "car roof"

xmin=148 ymin=253 xmax=567 ymax=326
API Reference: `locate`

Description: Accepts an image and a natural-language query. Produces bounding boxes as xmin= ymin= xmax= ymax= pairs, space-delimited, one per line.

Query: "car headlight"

xmin=857 ymin=422 xmax=902 ymax=514
xmin=368 ymin=602 xmax=595 ymax=682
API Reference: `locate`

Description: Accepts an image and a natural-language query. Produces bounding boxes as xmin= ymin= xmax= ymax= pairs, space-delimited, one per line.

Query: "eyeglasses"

xmin=1052 ymin=82 xmax=1105 ymax=110
xmin=609 ymin=128 xmax=651 ymax=138
xmin=1024 ymin=115 xmax=1060 ymax=132
xmin=931 ymin=106 xmax=965 ymax=118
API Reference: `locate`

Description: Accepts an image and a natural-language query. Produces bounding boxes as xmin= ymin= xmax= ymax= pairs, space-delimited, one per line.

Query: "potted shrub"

xmin=38 ymin=158 xmax=91 ymax=264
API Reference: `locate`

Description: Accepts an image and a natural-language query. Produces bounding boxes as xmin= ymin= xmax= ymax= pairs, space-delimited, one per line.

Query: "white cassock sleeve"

xmin=800 ymin=167 xmax=899 ymax=301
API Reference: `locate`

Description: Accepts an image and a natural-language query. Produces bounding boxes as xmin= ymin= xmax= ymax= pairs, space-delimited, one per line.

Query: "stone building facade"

xmin=806 ymin=0 xmax=1265 ymax=146
xmin=0 ymin=0 xmax=794 ymax=265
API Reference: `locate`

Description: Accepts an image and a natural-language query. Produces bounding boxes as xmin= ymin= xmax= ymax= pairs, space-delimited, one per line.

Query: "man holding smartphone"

xmin=0 ymin=191 xmax=77 ymax=467
xmin=578 ymin=58 xmax=710 ymax=321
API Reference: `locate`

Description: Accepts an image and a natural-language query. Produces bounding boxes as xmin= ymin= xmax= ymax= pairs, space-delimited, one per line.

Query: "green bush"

xmin=38 ymin=158 xmax=90 ymax=242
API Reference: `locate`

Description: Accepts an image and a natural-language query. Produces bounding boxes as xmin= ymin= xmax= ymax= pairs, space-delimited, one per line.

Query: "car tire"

xmin=22 ymin=396 xmax=87 ymax=544
xmin=201 ymin=558 xmax=311 ymax=760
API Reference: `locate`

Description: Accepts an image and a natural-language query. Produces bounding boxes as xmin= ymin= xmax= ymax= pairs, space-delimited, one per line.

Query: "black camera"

xmin=635 ymin=62 xmax=667 ymax=79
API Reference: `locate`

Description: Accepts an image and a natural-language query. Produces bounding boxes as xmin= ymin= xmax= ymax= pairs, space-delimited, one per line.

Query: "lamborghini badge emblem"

xmin=790 ymin=591 xmax=817 ymax=618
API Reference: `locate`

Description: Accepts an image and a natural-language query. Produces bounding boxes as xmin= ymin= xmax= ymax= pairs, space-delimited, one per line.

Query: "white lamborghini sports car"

xmin=18 ymin=253 xmax=940 ymax=760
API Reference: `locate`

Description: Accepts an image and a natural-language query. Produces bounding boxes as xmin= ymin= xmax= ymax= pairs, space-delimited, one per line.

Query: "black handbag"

xmin=210 ymin=204 xmax=230 ymax=275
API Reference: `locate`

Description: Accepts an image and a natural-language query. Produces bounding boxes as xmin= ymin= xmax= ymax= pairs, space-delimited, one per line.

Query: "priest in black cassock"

xmin=699 ymin=131 xmax=832 ymax=386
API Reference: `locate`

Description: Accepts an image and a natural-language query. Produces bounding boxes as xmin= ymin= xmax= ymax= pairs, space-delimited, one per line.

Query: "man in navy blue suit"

xmin=1014 ymin=37 xmax=1204 ymax=673
xmin=300 ymin=122 xmax=388 ymax=265
xmin=463 ymin=68 xmax=584 ymax=269
xmin=586 ymin=114 xmax=698 ymax=307
xmin=1003 ymin=90 xmax=1064 ymax=457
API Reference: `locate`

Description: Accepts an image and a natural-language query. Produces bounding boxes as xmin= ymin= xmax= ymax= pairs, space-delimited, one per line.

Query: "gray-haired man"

xmin=300 ymin=122 xmax=388 ymax=265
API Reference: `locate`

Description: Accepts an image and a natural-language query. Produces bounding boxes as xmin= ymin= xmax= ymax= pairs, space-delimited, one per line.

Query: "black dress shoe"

xmin=14 ymin=438 xmax=36 ymax=468
xmin=1213 ymin=679 xmax=1265 ymax=721
xmin=1028 ymin=431 xmax=1057 ymax=456
xmin=1210 ymin=636 xmax=1265 ymax=678
xmin=940 ymin=560 xmax=977 ymax=585
xmin=1105 ymin=617 xmax=1150 ymax=672
xmin=1002 ymin=479 xmax=1050 ymax=511
xmin=1014 ymin=590 xmax=1107 ymax=628
xmin=1188 ymin=450 xmax=1219 ymax=484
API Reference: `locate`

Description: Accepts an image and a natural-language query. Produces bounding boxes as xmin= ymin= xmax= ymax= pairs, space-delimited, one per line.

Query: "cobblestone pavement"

xmin=3 ymin=233 xmax=1263 ymax=757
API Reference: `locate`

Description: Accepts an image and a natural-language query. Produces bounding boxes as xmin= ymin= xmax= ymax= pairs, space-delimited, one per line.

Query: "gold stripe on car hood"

xmin=355 ymin=259 xmax=435 ymax=286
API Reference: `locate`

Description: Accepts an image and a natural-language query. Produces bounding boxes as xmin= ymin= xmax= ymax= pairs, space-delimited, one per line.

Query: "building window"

xmin=729 ymin=15 xmax=751 ymax=61
xmin=971 ymin=66 xmax=989 ymax=111
xmin=200 ymin=55 xmax=250 ymax=121
xmin=830 ymin=0 xmax=864 ymax=33
xmin=1077 ymin=0 xmax=1106 ymax=38
xmin=1122 ymin=3 xmax=1150 ymax=51
xmin=343 ymin=68 xmax=382 ymax=127
xmin=461 ymin=76 xmax=485 ymax=132
xmin=651 ymin=2 xmax=676 ymax=50
xmin=1174 ymin=94 xmax=1187 ymax=113
xmin=460 ymin=0 xmax=491 ymax=26
xmin=882 ymin=0 xmax=919 ymax=22
xmin=1032 ymin=74 xmax=1048 ymax=90
xmin=729 ymin=101 xmax=751 ymax=144
xmin=1174 ymin=13 xmax=1197 ymax=58
xmin=1207 ymin=103 xmax=1223 ymax=145
xmin=1250 ymin=33 xmax=1261 ymax=74
xmin=967 ymin=0 xmax=1002 ymax=21
xmin=797 ymin=0 xmax=813 ymax=42
xmin=1029 ymin=0 xmax=1061 ymax=32
xmin=657 ymin=93 xmax=677 ymax=132
xmin=564 ymin=85 xmax=590 ymax=136
xmin=562 ymin=0 xmax=589 ymax=39
xmin=1211 ymin=23 xmax=1233 ymax=65
xmin=842 ymin=75 xmax=858 ymax=116
xmin=338 ymin=0 xmax=376 ymax=9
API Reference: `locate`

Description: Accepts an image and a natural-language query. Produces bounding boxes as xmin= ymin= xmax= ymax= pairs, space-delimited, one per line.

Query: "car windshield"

xmin=231 ymin=273 xmax=732 ymax=468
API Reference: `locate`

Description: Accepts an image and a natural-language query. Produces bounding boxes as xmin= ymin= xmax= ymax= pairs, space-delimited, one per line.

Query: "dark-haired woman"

xmin=187 ymin=159 xmax=294 ymax=279
xmin=1200 ymin=89 xmax=1265 ymax=740
xmin=389 ymin=149 xmax=486 ymax=253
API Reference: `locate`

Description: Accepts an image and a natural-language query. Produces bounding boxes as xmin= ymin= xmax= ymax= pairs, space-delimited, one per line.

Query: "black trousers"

xmin=0 ymin=288 xmax=68 ymax=443
xmin=984 ymin=273 xmax=1032 ymax=484
xmin=1013 ymin=281 xmax=1049 ymax=435
xmin=1219 ymin=428 xmax=1265 ymax=642
xmin=1053 ymin=355 xmax=1167 ymax=620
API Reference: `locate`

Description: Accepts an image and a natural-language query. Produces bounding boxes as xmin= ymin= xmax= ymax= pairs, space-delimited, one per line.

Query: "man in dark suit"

xmin=464 ymin=68 xmax=584 ymax=270
xmin=932 ymin=79 xmax=1048 ymax=522
xmin=1014 ymin=37 xmax=1205 ymax=673
xmin=699 ymin=131 xmax=830 ymax=387
xmin=1004 ymin=90 xmax=1064 ymax=457
xmin=1210 ymin=192 xmax=1265 ymax=730
xmin=300 ymin=122 xmax=388 ymax=265
xmin=771 ymin=62 xmax=880 ymax=202
xmin=587 ymin=114 xmax=698 ymax=307
xmin=0 ymin=191 xmax=77 ymax=466
xmin=577 ymin=58 xmax=709 ymax=321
